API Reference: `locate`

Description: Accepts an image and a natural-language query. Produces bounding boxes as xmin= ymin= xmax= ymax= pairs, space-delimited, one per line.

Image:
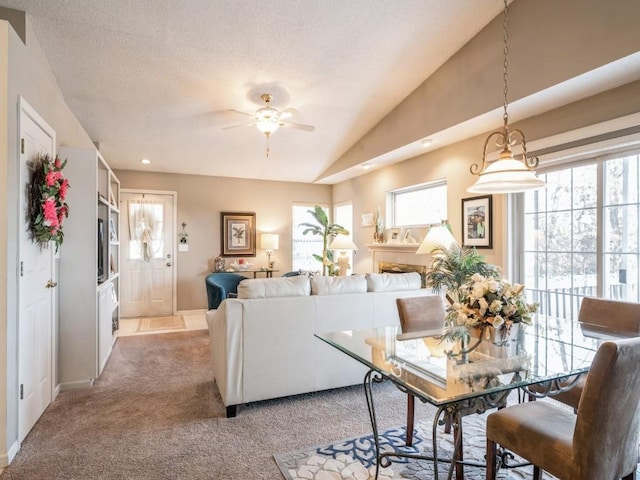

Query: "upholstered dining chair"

xmin=486 ymin=336 xmax=640 ymax=480
xmin=395 ymin=295 xmax=446 ymax=446
xmin=544 ymin=297 xmax=640 ymax=409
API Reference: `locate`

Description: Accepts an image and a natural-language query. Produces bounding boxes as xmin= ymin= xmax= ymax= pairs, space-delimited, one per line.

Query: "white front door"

xmin=18 ymin=99 xmax=56 ymax=442
xmin=120 ymin=191 xmax=175 ymax=317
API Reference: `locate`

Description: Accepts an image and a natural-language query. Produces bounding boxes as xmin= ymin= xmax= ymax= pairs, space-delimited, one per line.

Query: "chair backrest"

xmin=573 ymin=337 xmax=640 ymax=479
xmin=578 ymin=297 xmax=640 ymax=335
xmin=395 ymin=296 xmax=446 ymax=339
xmin=205 ymin=272 xmax=248 ymax=309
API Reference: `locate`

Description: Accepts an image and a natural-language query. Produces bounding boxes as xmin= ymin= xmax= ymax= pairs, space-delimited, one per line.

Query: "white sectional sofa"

xmin=206 ymin=272 xmax=436 ymax=416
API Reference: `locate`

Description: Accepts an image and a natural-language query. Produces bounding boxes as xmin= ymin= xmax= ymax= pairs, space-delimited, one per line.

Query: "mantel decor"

xmin=221 ymin=211 xmax=256 ymax=257
xmin=461 ymin=195 xmax=492 ymax=249
xmin=29 ymin=154 xmax=70 ymax=251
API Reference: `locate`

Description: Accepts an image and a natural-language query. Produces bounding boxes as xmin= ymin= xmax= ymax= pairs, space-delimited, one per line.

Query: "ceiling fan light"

xmin=256 ymin=119 xmax=279 ymax=135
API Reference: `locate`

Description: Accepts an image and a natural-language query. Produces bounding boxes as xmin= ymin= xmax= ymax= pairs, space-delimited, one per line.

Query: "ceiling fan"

xmin=223 ymin=94 xmax=315 ymax=155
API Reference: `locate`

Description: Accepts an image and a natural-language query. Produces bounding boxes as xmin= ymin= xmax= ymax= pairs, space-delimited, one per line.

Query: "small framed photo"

xmin=387 ymin=228 xmax=401 ymax=244
xmin=221 ymin=212 xmax=256 ymax=257
xmin=462 ymin=195 xmax=492 ymax=249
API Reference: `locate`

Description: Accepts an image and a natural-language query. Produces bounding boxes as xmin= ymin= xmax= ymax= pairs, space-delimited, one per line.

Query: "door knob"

xmin=166 ymin=262 xmax=172 ymax=267
xmin=46 ymin=280 xmax=57 ymax=288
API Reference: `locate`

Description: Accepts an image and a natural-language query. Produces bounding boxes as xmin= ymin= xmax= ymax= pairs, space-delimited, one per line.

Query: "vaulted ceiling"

xmin=0 ymin=0 xmax=512 ymax=183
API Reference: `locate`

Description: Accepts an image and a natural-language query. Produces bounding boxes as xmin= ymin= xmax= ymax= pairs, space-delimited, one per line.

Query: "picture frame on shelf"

xmin=221 ymin=211 xmax=256 ymax=257
xmin=462 ymin=195 xmax=492 ymax=249
xmin=386 ymin=228 xmax=401 ymax=244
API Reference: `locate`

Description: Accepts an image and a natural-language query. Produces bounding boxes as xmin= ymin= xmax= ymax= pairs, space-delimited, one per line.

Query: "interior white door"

xmin=18 ymin=99 xmax=55 ymax=442
xmin=120 ymin=192 xmax=174 ymax=317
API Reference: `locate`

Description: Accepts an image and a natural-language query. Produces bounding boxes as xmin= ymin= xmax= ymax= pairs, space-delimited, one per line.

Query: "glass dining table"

xmin=315 ymin=318 xmax=629 ymax=480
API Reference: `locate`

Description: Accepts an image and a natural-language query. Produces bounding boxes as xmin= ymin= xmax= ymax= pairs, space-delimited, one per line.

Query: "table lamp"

xmin=416 ymin=223 xmax=456 ymax=254
xmin=260 ymin=233 xmax=279 ymax=268
xmin=329 ymin=236 xmax=358 ymax=276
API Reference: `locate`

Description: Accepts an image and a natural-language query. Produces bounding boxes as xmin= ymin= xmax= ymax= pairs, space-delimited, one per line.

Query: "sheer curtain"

xmin=128 ymin=199 xmax=164 ymax=262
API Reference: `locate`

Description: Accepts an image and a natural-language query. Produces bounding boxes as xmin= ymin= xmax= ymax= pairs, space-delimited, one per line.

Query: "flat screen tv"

xmin=98 ymin=218 xmax=106 ymax=283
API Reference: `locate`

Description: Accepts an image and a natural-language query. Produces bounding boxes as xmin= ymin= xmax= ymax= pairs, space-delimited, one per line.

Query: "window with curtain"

xmin=334 ymin=202 xmax=354 ymax=273
xmin=128 ymin=199 xmax=165 ymax=261
xmin=522 ymin=149 xmax=640 ymax=329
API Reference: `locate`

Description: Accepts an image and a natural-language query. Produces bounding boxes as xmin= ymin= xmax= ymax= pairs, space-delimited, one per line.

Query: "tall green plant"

xmin=299 ymin=205 xmax=349 ymax=275
xmin=425 ymin=243 xmax=500 ymax=302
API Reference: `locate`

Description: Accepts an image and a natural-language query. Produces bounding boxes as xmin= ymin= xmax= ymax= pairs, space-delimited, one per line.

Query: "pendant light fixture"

xmin=467 ymin=0 xmax=545 ymax=194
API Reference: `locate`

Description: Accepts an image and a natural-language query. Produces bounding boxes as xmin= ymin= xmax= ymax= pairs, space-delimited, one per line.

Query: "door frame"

xmin=121 ymin=188 xmax=178 ymax=315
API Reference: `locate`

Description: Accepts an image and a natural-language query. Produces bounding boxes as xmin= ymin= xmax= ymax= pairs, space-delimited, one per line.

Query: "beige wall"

xmin=333 ymin=80 xmax=640 ymax=277
xmin=1 ymin=15 xmax=96 ymax=464
xmin=114 ymin=170 xmax=331 ymax=311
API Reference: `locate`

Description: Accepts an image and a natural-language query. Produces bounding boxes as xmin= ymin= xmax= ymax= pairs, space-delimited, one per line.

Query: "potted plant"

xmin=425 ymin=243 xmax=500 ymax=303
xmin=299 ymin=205 xmax=349 ymax=275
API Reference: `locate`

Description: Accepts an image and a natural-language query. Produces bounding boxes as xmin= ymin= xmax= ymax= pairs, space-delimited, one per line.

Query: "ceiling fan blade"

xmin=227 ymin=109 xmax=255 ymax=118
xmin=279 ymin=108 xmax=299 ymax=121
xmin=222 ymin=122 xmax=256 ymax=130
xmin=280 ymin=121 xmax=315 ymax=132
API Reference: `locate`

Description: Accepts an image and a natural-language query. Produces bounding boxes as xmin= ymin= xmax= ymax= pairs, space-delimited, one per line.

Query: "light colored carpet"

xmin=1 ymin=330 xmax=439 ymax=479
xmin=135 ymin=315 xmax=186 ymax=333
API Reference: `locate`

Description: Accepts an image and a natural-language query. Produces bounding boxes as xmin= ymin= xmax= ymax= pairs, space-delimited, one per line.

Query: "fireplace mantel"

xmin=365 ymin=243 xmax=420 ymax=253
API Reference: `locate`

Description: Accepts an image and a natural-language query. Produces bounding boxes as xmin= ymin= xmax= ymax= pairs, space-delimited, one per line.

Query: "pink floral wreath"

xmin=29 ymin=154 xmax=70 ymax=251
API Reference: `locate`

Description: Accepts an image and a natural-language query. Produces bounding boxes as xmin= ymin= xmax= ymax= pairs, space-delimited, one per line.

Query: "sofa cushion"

xmin=310 ymin=275 xmax=367 ymax=295
xmin=237 ymin=275 xmax=311 ymax=299
xmin=366 ymin=272 xmax=422 ymax=292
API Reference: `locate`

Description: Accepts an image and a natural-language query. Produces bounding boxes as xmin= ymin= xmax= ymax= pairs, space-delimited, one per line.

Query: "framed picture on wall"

xmin=221 ymin=211 xmax=256 ymax=257
xmin=461 ymin=195 xmax=492 ymax=249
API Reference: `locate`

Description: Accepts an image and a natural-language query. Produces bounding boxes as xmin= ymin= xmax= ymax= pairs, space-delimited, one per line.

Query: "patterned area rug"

xmin=275 ymin=413 xmax=558 ymax=480
xmin=135 ymin=315 xmax=186 ymax=333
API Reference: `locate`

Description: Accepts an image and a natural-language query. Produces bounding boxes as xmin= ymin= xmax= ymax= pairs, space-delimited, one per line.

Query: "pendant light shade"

xmin=468 ymin=0 xmax=546 ymax=195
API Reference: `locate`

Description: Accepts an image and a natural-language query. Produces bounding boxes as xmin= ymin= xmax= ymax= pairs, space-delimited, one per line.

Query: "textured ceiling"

xmin=1 ymin=0 xmax=508 ymax=183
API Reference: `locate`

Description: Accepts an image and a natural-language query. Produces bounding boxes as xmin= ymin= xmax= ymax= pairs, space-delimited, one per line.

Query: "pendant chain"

xmin=502 ymin=0 xmax=510 ymax=128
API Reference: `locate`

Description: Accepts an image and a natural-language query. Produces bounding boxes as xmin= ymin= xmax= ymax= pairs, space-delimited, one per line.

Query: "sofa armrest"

xmin=207 ymin=299 xmax=244 ymax=407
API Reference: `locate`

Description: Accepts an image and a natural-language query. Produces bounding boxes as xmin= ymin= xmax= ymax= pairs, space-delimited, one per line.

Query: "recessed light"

xmin=421 ymin=138 xmax=434 ymax=147
xmin=361 ymin=162 xmax=372 ymax=169
xmin=141 ymin=158 xmax=151 ymax=165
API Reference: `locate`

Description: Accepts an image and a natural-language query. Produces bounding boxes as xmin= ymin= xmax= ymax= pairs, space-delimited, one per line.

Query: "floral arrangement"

xmin=29 ymin=154 xmax=70 ymax=251
xmin=444 ymin=273 xmax=538 ymax=341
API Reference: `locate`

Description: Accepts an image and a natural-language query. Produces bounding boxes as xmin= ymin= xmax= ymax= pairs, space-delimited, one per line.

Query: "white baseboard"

xmin=176 ymin=309 xmax=207 ymax=316
xmin=59 ymin=378 xmax=95 ymax=392
xmin=0 ymin=439 xmax=20 ymax=467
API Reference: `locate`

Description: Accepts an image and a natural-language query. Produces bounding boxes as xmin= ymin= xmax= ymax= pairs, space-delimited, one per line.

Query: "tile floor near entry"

xmin=117 ymin=312 xmax=208 ymax=337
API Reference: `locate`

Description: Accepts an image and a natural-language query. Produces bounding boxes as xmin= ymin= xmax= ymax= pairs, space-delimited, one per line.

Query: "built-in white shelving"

xmin=58 ymin=146 xmax=120 ymax=390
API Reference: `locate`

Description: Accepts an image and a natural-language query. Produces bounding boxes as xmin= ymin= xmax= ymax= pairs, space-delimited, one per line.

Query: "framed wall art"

xmin=461 ymin=195 xmax=492 ymax=249
xmin=220 ymin=211 xmax=256 ymax=257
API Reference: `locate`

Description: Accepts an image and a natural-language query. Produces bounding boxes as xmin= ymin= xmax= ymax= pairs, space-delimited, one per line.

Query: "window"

xmin=127 ymin=199 xmax=165 ymax=261
xmin=389 ymin=180 xmax=447 ymax=227
xmin=521 ymin=149 xmax=640 ymax=328
xmin=334 ymin=202 xmax=354 ymax=274
xmin=292 ymin=204 xmax=327 ymax=272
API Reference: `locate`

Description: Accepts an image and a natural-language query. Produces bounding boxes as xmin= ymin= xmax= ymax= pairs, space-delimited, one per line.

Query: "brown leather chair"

xmin=546 ymin=297 xmax=640 ymax=408
xmin=395 ymin=295 xmax=446 ymax=446
xmin=486 ymin=337 xmax=640 ymax=480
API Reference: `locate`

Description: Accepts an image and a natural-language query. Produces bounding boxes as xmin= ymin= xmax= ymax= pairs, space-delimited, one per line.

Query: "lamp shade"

xmin=468 ymin=157 xmax=546 ymax=194
xmin=416 ymin=225 xmax=456 ymax=254
xmin=329 ymin=236 xmax=358 ymax=251
xmin=260 ymin=233 xmax=279 ymax=251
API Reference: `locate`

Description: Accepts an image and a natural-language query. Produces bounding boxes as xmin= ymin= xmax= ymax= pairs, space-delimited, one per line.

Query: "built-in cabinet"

xmin=59 ymin=146 xmax=120 ymax=390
